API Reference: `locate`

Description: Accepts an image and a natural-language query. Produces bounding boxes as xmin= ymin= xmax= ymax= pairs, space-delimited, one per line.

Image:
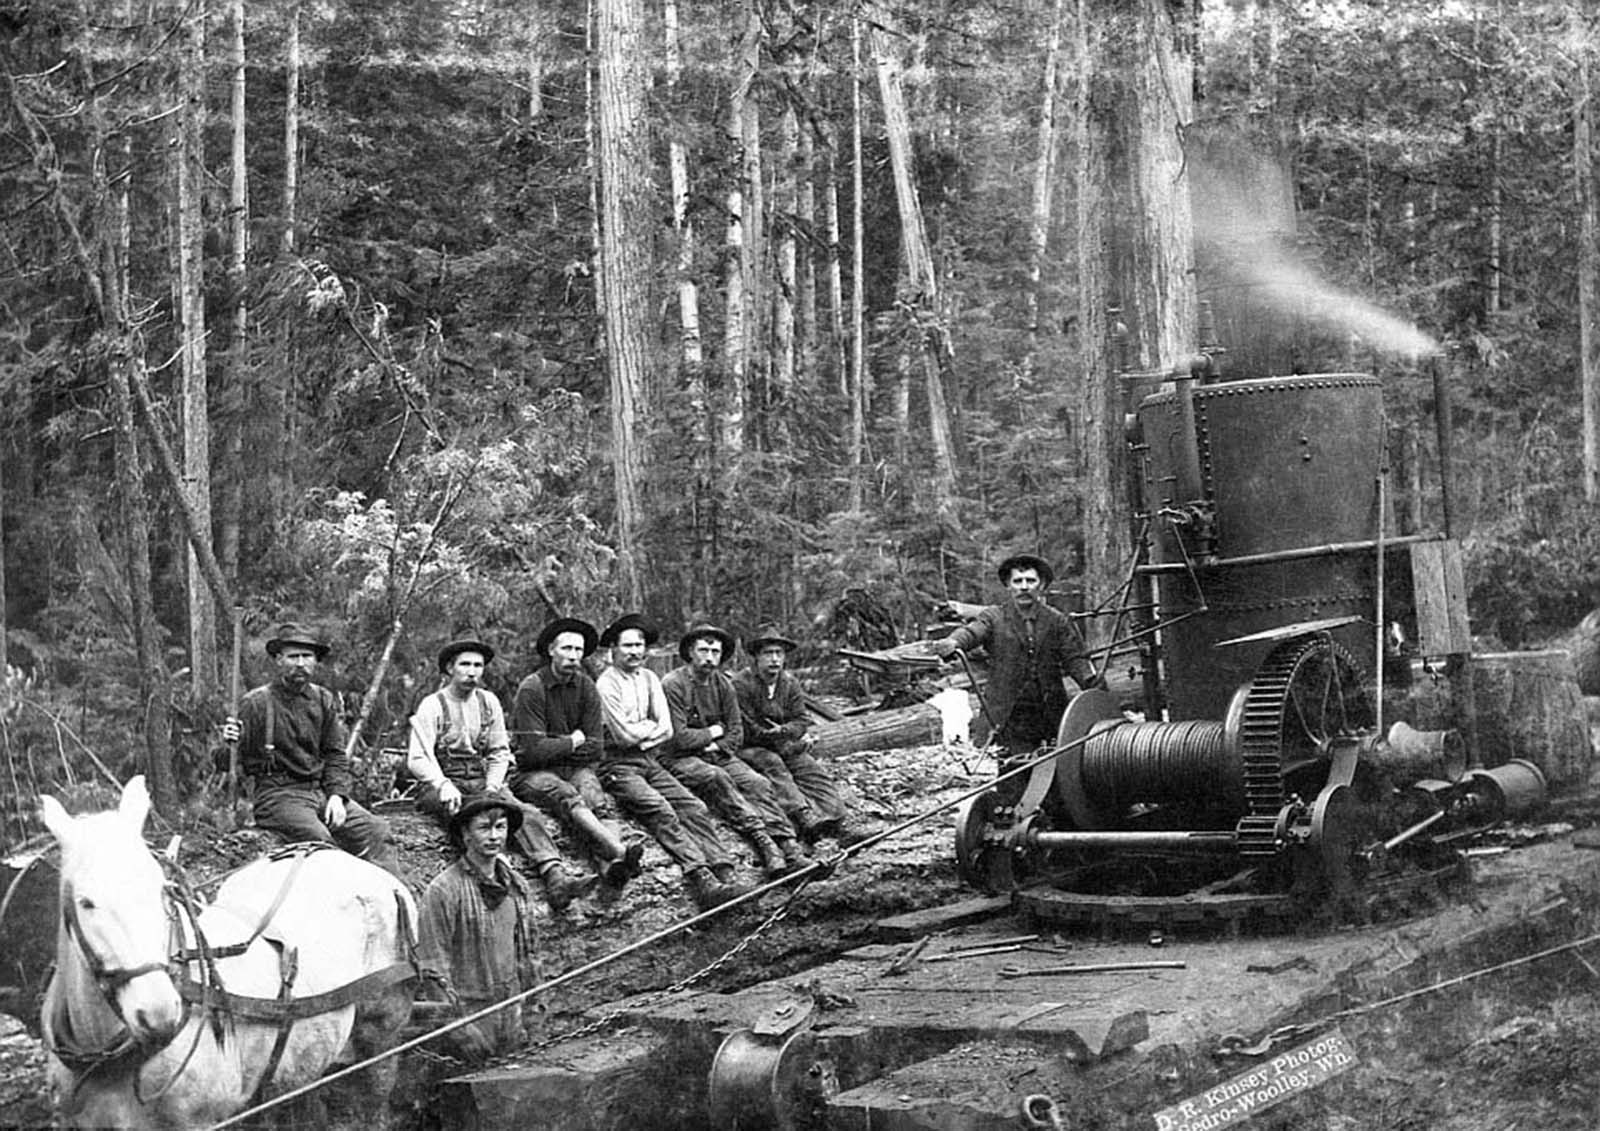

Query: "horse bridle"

xmin=59 ymin=883 xmax=177 ymax=1006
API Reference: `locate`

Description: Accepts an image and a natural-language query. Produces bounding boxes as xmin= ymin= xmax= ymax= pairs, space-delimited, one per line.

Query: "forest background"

xmin=2 ymin=0 xmax=1598 ymax=825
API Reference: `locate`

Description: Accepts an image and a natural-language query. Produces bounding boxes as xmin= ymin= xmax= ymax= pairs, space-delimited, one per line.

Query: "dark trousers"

xmin=416 ymin=780 xmax=559 ymax=871
xmin=995 ymin=699 xmax=1062 ymax=803
xmin=662 ymin=752 xmax=795 ymax=840
xmin=253 ymin=781 xmax=399 ymax=875
xmin=511 ymin=764 xmax=613 ymax=819
xmin=599 ymin=751 xmax=732 ymax=871
xmin=736 ymin=743 xmax=845 ymax=825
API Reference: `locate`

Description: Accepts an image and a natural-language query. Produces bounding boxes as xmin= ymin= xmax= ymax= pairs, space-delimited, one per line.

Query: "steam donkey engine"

xmin=954 ymin=363 xmax=1547 ymax=929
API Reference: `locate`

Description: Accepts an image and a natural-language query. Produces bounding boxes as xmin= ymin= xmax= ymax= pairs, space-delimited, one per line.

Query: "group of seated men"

xmin=222 ymin=614 xmax=873 ymax=917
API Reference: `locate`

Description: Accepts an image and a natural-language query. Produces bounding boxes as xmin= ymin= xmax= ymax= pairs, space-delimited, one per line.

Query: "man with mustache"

xmin=408 ymin=635 xmax=598 ymax=912
xmin=660 ymin=623 xmax=812 ymax=878
xmin=223 ymin=622 xmax=396 ymax=872
xmin=930 ymin=555 xmax=1105 ymax=781
xmin=509 ymin=618 xmax=644 ymax=889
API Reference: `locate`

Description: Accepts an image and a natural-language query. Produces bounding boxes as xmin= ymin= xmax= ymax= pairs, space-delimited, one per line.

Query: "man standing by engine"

xmin=930 ymin=555 xmax=1104 ymax=780
xmin=509 ymin=618 xmax=644 ymax=889
xmin=222 ymin=622 xmax=398 ymax=873
xmin=594 ymin=614 xmax=750 ymax=910
xmin=408 ymin=635 xmax=598 ymax=912
xmin=661 ymin=624 xmax=812 ymax=878
xmin=732 ymin=625 xmax=875 ymax=847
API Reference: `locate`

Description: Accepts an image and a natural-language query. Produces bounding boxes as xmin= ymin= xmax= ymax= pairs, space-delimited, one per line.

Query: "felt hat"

xmin=677 ymin=622 xmax=736 ymax=663
xmin=264 ymin=622 xmax=330 ymax=659
xmin=995 ymin=554 xmax=1055 ymax=589
xmin=745 ymin=625 xmax=799 ymax=655
xmin=438 ymin=637 xmax=495 ymax=672
xmin=447 ymin=793 xmax=524 ymax=845
xmin=599 ymin=613 xmax=660 ymax=649
xmin=535 ymin=617 xmax=600 ymax=658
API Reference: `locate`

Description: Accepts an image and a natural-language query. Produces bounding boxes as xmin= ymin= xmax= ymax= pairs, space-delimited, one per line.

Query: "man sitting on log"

xmin=508 ymin=618 xmax=645 ymax=889
xmin=407 ymin=635 xmax=599 ymax=912
xmin=732 ymin=624 xmax=875 ymax=847
xmin=594 ymin=614 xmax=751 ymax=910
xmin=661 ymin=623 xmax=813 ymax=878
xmin=222 ymin=622 xmax=399 ymax=875
xmin=929 ymin=554 xmax=1105 ymax=791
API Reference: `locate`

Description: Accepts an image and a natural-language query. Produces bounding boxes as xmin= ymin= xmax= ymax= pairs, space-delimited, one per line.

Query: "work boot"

xmin=750 ymin=831 xmax=789 ymax=877
xmin=779 ymin=837 xmax=813 ymax=873
xmin=798 ymin=813 xmax=836 ymax=845
xmin=602 ymin=841 xmax=646 ymax=889
xmin=834 ymin=814 xmax=878 ymax=848
xmin=541 ymin=863 xmax=600 ymax=911
xmin=711 ymin=862 xmax=738 ymax=885
xmin=686 ymin=866 xmax=752 ymax=910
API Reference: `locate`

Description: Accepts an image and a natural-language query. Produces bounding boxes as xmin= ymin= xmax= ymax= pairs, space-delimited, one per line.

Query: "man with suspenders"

xmin=407 ymin=635 xmax=599 ymax=911
xmin=224 ymin=622 xmax=397 ymax=873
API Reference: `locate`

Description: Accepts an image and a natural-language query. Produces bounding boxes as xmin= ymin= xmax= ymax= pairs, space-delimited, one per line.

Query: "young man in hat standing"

xmin=509 ymin=618 xmax=644 ymax=888
xmin=733 ymin=625 xmax=875 ymax=846
xmin=660 ymin=624 xmax=812 ymax=877
xmin=930 ymin=555 xmax=1104 ymax=771
xmin=409 ymin=636 xmax=598 ymax=912
xmin=594 ymin=614 xmax=750 ymax=910
xmin=222 ymin=622 xmax=396 ymax=872
xmin=416 ymin=794 xmax=541 ymax=1061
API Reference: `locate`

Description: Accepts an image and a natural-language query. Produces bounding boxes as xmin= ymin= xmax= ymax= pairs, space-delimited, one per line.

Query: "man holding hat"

xmin=661 ymin=623 xmax=812 ymax=878
xmin=594 ymin=613 xmax=750 ymax=910
xmin=733 ymin=625 xmax=873 ymax=846
xmin=409 ymin=634 xmax=598 ymax=912
xmin=222 ymin=622 xmax=396 ymax=871
xmin=930 ymin=554 xmax=1104 ymax=767
xmin=509 ymin=618 xmax=644 ymax=888
xmin=416 ymin=794 xmax=541 ymax=1061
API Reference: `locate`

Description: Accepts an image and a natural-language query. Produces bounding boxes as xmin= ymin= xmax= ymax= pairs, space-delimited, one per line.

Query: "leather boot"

xmin=750 ymin=830 xmax=789 ymax=876
xmin=711 ymin=862 xmax=737 ymax=885
xmin=834 ymin=814 xmax=878 ymax=848
xmin=602 ymin=841 xmax=646 ymax=889
xmin=542 ymin=864 xmax=600 ymax=911
xmin=779 ymin=837 xmax=813 ymax=872
xmin=687 ymin=866 xmax=752 ymax=910
xmin=795 ymin=812 xmax=829 ymax=844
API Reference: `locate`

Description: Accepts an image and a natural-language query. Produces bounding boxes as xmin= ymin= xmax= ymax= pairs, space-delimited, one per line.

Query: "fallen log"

xmin=810 ymin=693 xmax=990 ymax=759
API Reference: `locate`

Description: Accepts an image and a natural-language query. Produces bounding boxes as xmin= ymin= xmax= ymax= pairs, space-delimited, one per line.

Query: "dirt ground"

xmin=9 ymin=733 xmax=1600 ymax=1129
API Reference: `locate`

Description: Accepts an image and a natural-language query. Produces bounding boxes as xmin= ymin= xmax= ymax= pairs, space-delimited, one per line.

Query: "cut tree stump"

xmin=1468 ymin=650 xmax=1593 ymax=793
xmin=1564 ymin=609 xmax=1600 ymax=696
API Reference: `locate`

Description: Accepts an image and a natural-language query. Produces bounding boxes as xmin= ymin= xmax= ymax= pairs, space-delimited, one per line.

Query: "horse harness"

xmin=49 ymin=841 xmax=417 ymax=1107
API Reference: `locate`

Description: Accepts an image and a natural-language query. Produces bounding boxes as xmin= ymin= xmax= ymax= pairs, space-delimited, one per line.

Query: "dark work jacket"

xmin=236 ymin=679 xmax=353 ymax=796
xmin=945 ymin=601 xmax=1099 ymax=733
xmin=510 ymin=667 xmax=604 ymax=770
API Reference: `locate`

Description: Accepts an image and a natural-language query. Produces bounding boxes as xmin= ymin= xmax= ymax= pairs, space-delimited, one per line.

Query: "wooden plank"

xmin=1410 ymin=540 xmax=1471 ymax=655
xmin=872 ymin=895 xmax=1013 ymax=940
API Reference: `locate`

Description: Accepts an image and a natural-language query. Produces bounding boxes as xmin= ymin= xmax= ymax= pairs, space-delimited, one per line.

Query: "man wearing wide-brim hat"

xmin=509 ymin=618 xmax=644 ymax=890
xmin=594 ymin=614 xmax=750 ymax=910
xmin=222 ymin=622 xmax=397 ymax=873
xmin=930 ymin=554 xmax=1105 ymax=774
xmin=732 ymin=625 xmax=876 ymax=847
xmin=659 ymin=624 xmax=812 ymax=878
xmin=408 ymin=634 xmax=598 ymax=912
xmin=417 ymin=794 xmax=539 ymax=1061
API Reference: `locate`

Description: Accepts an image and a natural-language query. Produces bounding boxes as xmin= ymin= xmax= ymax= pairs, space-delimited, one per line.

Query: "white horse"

xmin=40 ymin=776 xmax=417 ymax=1129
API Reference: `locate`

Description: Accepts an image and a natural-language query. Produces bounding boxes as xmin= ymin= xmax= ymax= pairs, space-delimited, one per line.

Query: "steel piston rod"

xmin=1019 ymin=829 xmax=1239 ymax=852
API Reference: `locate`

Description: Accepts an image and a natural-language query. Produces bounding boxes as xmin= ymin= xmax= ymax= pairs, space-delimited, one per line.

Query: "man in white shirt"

xmin=594 ymin=614 xmax=748 ymax=910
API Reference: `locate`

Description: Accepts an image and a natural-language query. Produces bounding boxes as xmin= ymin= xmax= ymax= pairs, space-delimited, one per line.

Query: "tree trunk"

xmin=770 ymin=102 xmax=798 ymax=450
xmin=1024 ymin=0 xmax=1069 ymax=377
xmin=1579 ymin=18 xmax=1599 ymax=502
xmin=848 ymin=20 xmax=868 ymax=512
xmin=1078 ymin=0 xmax=1198 ymax=609
xmin=175 ymin=0 xmax=217 ymax=698
xmin=219 ymin=0 xmax=246 ymax=587
xmin=871 ymin=20 xmax=959 ymax=523
xmin=596 ymin=0 xmax=654 ymax=608
xmin=282 ymin=1 xmax=300 ymax=254
xmin=797 ymin=122 xmax=818 ymax=392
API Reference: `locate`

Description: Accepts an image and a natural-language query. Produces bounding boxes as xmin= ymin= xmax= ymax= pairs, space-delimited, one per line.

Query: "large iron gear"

xmin=1228 ymin=634 xmax=1373 ymax=856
